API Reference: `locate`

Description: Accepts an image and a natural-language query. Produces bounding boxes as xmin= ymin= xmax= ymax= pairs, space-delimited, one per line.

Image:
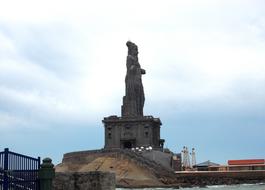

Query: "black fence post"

xmin=3 ymin=148 xmax=8 ymax=190
xmin=39 ymin=158 xmax=55 ymax=190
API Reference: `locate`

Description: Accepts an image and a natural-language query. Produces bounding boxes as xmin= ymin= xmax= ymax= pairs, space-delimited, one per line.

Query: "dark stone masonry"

xmin=176 ymin=171 xmax=265 ymax=187
xmin=103 ymin=41 xmax=165 ymax=150
xmin=53 ymin=171 xmax=115 ymax=190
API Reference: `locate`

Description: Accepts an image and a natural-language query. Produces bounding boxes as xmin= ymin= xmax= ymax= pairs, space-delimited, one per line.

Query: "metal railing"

xmin=0 ymin=148 xmax=40 ymax=190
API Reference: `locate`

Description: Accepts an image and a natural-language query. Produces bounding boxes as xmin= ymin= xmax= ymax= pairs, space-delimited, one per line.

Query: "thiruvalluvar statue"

xmin=122 ymin=41 xmax=145 ymax=117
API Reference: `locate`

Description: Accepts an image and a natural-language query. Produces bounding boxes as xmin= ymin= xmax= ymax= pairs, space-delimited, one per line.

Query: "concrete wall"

xmin=53 ymin=171 xmax=115 ymax=190
xmin=209 ymin=165 xmax=265 ymax=171
xmin=175 ymin=171 xmax=265 ymax=186
xmin=142 ymin=150 xmax=172 ymax=170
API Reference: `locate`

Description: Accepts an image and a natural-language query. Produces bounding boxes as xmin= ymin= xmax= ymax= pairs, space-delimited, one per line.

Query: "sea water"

xmin=117 ymin=183 xmax=265 ymax=190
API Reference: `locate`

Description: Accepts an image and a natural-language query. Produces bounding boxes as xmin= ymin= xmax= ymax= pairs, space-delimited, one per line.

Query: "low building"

xmin=194 ymin=160 xmax=220 ymax=171
xmin=209 ymin=159 xmax=265 ymax=171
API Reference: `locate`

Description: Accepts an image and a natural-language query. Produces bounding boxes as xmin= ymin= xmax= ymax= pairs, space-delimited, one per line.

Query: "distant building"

xmin=194 ymin=160 xmax=220 ymax=171
xmin=209 ymin=159 xmax=265 ymax=171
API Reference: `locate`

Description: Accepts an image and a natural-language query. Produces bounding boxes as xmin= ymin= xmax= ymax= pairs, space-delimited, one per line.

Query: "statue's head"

xmin=126 ymin=41 xmax=138 ymax=56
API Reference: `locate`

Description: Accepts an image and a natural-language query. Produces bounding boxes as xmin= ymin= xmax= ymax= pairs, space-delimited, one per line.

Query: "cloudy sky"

xmin=0 ymin=0 xmax=265 ymax=164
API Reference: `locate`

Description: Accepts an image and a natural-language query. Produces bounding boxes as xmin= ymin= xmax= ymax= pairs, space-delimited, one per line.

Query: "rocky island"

xmin=55 ymin=41 xmax=265 ymax=189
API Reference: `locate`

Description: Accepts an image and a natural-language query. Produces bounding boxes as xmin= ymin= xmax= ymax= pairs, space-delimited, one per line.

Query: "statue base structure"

xmin=102 ymin=115 xmax=165 ymax=150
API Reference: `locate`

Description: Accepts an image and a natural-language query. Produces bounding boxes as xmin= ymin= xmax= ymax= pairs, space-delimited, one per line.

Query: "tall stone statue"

xmin=122 ymin=41 xmax=146 ymax=117
xmin=103 ymin=41 xmax=164 ymax=150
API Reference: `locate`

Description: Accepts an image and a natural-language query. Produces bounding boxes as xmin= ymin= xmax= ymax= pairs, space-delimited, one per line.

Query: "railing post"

xmin=3 ymin=148 xmax=8 ymax=190
xmin=39 ymin=158 xmax=55 ymax=190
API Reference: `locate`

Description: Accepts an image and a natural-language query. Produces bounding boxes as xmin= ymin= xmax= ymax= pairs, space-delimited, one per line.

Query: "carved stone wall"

xmin=53 ymin=171 xmax=115 ymax=190
xmin=102 ymin=116 xmax=163 ymax=150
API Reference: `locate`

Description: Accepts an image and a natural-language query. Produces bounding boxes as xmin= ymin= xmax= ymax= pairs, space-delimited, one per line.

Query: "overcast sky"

xmin=0 ymin=0 xmax=265 ymax=164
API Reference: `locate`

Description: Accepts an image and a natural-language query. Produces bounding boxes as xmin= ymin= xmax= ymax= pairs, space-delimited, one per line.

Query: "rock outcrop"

xmin=56 ymin=149 xmax=178 ymax=188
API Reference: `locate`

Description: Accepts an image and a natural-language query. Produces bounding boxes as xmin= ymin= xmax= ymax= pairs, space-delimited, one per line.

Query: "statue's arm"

xmin=141 ymin=69 xmax=146 ymax=74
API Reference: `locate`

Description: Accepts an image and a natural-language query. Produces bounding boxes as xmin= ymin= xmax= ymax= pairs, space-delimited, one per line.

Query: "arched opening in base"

xmin=123 ymin=141 xmax=132 ymax=149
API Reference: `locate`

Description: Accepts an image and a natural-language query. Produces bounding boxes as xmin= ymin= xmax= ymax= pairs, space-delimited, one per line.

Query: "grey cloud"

xmin=0 ymin=22 xmax=89 ymax=79
xmin=0 ymin=1 xmax=265 ymax=164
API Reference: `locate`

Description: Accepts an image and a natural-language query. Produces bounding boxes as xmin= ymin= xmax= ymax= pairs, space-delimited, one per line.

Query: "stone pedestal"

xmin=102 ymin=115 xmax=164 ymax=150
xmin=53 ymin=172 xmax=115 ymax=190
xmin=39 ymin=158 xmax=55 ymax=190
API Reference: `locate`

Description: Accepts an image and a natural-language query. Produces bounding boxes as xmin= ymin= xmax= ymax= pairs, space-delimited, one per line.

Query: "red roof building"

xmin=228 ymin=159 xmax=265 ymax=165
